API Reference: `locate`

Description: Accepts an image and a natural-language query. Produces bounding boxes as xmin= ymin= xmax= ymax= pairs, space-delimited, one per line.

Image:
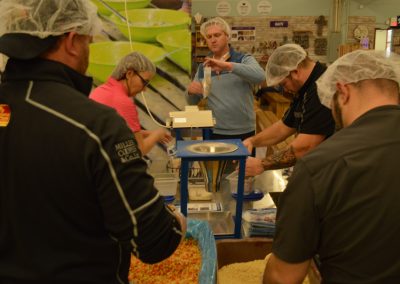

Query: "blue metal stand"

xmin=176 ymin=139 xmax=249 ymax=239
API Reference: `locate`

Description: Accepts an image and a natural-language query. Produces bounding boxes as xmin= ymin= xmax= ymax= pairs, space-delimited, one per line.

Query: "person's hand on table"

xmin=242 ymin=137 xmax=254 ymax=154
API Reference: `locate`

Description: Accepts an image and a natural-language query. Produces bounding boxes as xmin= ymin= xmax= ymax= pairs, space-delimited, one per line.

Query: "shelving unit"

xmin=193 ymin=18 xmax=210 ymax=64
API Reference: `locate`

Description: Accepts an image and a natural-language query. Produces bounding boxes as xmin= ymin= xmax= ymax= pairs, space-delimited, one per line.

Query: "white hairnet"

xmin=0 ymin=0 xmax=102 ymax=38
xmin=317 ymin=50 xmax=400 ymax=108
xmin=265 ymin=44 xmax=307 ymax=86
xmin=111 ymin=52 xmax=156 ymax=80
xmin=200 ymin=17 xmax=231 ymax=38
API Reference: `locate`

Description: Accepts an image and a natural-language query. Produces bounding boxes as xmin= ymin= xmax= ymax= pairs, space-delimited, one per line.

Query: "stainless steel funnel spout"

xmin=199 ymin=160 xmax=228 ymax=192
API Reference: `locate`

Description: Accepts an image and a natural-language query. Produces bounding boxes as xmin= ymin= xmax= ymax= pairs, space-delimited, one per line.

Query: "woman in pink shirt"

xmin=90 ymin=52 xmax=172 ymax=155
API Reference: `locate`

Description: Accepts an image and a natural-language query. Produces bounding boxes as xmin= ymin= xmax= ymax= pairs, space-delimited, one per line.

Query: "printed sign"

xmin=257 ymin=0 xmax=272 ymax=15
xmin=270 ymin=21 xmax=288 ymax=28
xmin=231 ymin=26 xmax=256 ymax=42
xmin=216 ymin=1 xmax=231 ymax=16
xmin=237 ymin=0 xmax=251 ymax=16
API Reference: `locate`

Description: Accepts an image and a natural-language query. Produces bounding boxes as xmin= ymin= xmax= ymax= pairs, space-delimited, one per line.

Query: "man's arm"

xmin=245 ymin=132 xmax=326 ymax=176
xmin=261 ymin=133 xmax=326 ymax=170
xmin=204 ymin=55 xmax=265 ymax=84
xmin=264 ymin=160 xmax=319 ymax=283
xmin=231 ymin=55 xmax=266 ymax=83
xmin=244 ymin=120 xmax=295 ymax=152
xmin=134 ymin=129 xmax=172 ymax=156
xmin=264 ymin=253 xmax=311 ymax=284
xmin=92 ymin=111 xmax=185 ymax=264
xmin=261 ymin=145 xmax=297 ymax=171
xmin=186 ymin=67 xmax=203 ymax=104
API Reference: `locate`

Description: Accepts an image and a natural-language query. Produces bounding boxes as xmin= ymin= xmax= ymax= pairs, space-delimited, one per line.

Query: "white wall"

xmin=346 ymin=0 xmax=399 ymax=28
xmin=193 ymin=0 xmax=398 ymax=30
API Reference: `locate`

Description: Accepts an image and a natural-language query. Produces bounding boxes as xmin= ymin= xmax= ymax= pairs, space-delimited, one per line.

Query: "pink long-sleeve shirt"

xmin=89 ymin=77 xmax=141 ymax=133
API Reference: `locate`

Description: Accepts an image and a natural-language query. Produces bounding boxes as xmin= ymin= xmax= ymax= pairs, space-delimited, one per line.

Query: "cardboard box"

xmin=216 ymin=238 xmax=321 ymax=284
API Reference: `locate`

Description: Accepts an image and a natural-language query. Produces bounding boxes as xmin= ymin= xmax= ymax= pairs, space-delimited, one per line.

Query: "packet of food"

xmin=202 ymin=66 xmax=212 ymax=98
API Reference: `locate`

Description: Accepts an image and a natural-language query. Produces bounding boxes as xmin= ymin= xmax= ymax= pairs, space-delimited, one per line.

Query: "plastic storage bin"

xmin=153 ymin=173 xmax=178 ymax=196
xmin=226 ymin=171 xmax=254 ymax=195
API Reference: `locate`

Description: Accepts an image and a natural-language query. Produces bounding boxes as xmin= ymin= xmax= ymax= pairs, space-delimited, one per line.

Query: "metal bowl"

xmin=186 ymin=142 xmax=238 ymax=154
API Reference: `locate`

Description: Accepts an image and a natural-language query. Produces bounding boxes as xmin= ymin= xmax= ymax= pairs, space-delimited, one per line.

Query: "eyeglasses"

xmin=133 ymin=70 xmax=150 ymax=87
xmin=279 ymin=72 xmax=293 ymax=87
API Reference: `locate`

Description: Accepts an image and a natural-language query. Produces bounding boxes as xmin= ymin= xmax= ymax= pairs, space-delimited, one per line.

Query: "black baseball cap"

xmin=0 ymin=33 xmax=60 ymax=60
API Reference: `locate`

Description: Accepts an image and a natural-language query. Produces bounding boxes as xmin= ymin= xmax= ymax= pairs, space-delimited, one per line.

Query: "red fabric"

xmin=90 ymin=77 xmax=141 ymax=132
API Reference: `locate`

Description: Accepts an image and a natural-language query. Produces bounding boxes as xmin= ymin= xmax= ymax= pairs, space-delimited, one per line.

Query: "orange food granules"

xmin=128 ymin=238 xmax=202 ymax=284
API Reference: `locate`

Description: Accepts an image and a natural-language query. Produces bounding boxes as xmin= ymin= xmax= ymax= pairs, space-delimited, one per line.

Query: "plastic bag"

xmin=186 ymin=219 xmax=217 ymax=284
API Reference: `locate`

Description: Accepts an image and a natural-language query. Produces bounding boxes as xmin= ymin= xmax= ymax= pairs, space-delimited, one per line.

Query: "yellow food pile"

xmin=218 ymin=254 xmax=311 ymax=284
xmin=218 ymin=259 xmax=266 ymax=284
xmin=129 ymin=238 xmax=201 ymax=284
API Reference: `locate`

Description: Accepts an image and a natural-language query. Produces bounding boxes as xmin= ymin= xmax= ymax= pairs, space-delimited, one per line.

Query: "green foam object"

xmin=156 ymin=29 xmax=191 ymax=72
xmin=91 ymin=0 xmax=151 ymax=16
xmin=88 ymin=41 xmax=166 ymax=82
xmin=109 ymin=8 xmax=190 ymax=42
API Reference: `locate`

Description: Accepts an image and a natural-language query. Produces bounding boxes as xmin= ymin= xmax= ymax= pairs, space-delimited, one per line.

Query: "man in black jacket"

xmin=0 ymin=1 xmax=186 ymax=283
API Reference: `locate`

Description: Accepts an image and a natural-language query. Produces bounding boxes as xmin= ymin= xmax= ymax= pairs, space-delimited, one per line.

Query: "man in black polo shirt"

xmin=244 ymin=44 xmax=335 ymax=175
xmin=264 ymin=50 xmax=400 ymax=283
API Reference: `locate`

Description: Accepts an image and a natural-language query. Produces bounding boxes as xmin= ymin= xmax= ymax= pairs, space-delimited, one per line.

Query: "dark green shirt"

xmin=274 ymin=105 xmax=400 ymax=284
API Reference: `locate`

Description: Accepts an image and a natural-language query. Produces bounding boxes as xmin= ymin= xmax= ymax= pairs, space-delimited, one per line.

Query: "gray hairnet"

xmin=0 ymin=0 xmax=102 ymax=38
xmin=317 ymin=50 xmax=400 ymax=108
xmin=111 ymin=52 xmax=156 ymax=80
xmin=200 ymin=17 xmax=231 ymax=38
xmin=266 ymin=44 xmax=307 ymax=86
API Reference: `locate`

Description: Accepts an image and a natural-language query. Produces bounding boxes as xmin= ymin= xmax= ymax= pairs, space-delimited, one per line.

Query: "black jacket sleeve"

xmin=89 ymin=108 xmax=182 ymax=263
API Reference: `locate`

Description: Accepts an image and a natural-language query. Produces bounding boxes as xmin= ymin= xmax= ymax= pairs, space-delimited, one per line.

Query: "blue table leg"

xmin=202 ymin=128 xmax=211 ymax=140
xmin=234 ymin=158 xmax=246 ymax=238
xmin=175 ymin=129 xmax=182 ymax=141
xmin=180 ymin=159 xmax=189 ymax=216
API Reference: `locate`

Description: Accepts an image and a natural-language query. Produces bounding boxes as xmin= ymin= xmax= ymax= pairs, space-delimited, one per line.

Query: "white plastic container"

xmin=226 ymin=171 xmax=254 ymax=195
xmin=153 ymin=173 xmax=178 ymax=196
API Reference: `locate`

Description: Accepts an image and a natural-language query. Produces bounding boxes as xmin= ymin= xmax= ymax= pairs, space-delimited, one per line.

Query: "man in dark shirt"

xmin=244 ymin=44 xmax=335 ymax=175
xmin=0 ymin=1 xmax=185 ymax=283
xmin=264 ymin=50 xmax=400 ymax=283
